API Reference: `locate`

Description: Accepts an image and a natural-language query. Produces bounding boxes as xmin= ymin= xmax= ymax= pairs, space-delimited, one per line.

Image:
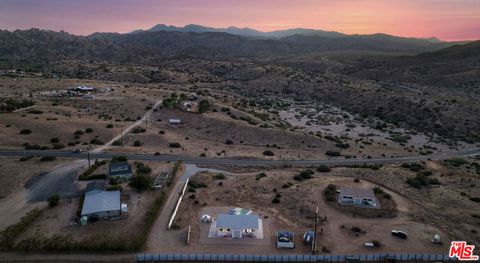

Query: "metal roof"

xmin=85 ymin=181 xmax=105 ymax=194
xmin=216 ymin=214 xmax=259 ymax=230
xmin=109 ymin=162 xmax=132 ymax=176
xmin=81 ymin=191 xmax=121 ymax=216
xmin=339 ymin=188 xmax=376 ymax=199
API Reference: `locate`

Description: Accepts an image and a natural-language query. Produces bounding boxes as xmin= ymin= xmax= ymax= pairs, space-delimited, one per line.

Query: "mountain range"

xmin=0 ymin=26 xmax=466 ymax=65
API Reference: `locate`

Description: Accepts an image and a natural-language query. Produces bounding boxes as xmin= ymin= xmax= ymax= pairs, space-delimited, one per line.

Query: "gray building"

xmin=108 ymin=161 xmax=132 ymax=179
xmin=81 ymin=190 xmax=121 ymax=218
xmin=338 ymin=188 xmax=378 ymax=207
xmin=215 ymin=214 xmax=260 ymax=238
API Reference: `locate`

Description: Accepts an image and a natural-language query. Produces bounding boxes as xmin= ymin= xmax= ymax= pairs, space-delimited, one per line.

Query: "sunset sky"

xmin=0 ymin=0 xmax=479 ymax=41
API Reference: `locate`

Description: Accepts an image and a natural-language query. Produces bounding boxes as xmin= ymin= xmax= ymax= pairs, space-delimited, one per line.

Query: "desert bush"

xmin=19 ymin=129 xmax=32 ymax=135
xmin=47 ymin=194 xmax=60 ymax=207
xmin=112 ymin=140 xmax=122 ymax=146
xmin=52 ymin=143 xmax=65 ymax=149
xmin=470 ymin=197 xmax=480 ymax=203
xmin=293 ymin=170 xmax=314 ymax=181
xmin=133 ymin=140 xmax=143 ymax=147
xmin=85 ymin=128 xmax=93 ymax=133
xmin=74 ymin=130 xmax=84 ymax=136
xmin=111 ymin=156 xmax=128 ymax=163
xmin=198 ymin=100 xmax=210 ymax=113
xmin=169 ymin=142 xmax=181 ymax=148
xmin=325 ymin=150 xmax=340 ymax=156
xmin=78 ymin=160 xmax=107 ymax=180
xmin=40 ymin=156 xmax=56 ymax=162
xmin=90 ymin=138 xmax=104 ymax=145
xmin=19 ymin=156 xmax=34 ymax=162
xmin=272 ymin=197 xmax=280 ymax=204
xmin=188 ymin=181 xmax=207 ymax=189
xmin=317 ymin=165 xmax=331 ymax=173
xmin=213 ymin=173 xmax=226 ymax=180
xmin=225 ymin=139 xmax=234 ymax=145
xmin=135 ymin=162 xmax=152 ymax=175
xmin=263 ymin=150 xmax=274 ymax=156
xmin=0 ymin=208 xmax=42 ymax=249
xmin=158 ymin=130 xmax=165 ymax=135
xmin=128 ymin=174 xmax=153 ymax=192
xmin=132 ymin=127 xmax=146 ymax=134
xmin=324 ymin=184 xmax=337 ymax=201
xmin=50 ymin=137 xmax=60 ymax=143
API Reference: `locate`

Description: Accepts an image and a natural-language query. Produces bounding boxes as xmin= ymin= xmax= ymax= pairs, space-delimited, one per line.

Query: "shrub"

xmin=135 ymin=162 xmax=152 ymax=175
xmin=132 ymin=127 xmax=146 ymax=134
xmin=158 ymin=130 xmax=165 ymax=135
xmin=90 ymin=138 xmax=104 ymax=145
xmin=74 ymin=130 xmax=84 ymax=136
xmin=40 ymin=156 xmax=56 ymax=162
xmin=225 ymin=139 xmax=234 ymax=145
xmin=198 ymin=100 xmax=210 ymax=113
xmin=0 ymin=208 xmax=42 ymax=249
xmin=52 ymin=143 xmax=65 ymax=149
xmin=470 ymin=197 xmax=480 ymax=203
xmin=255 ymin=173 xmax=267 ymax=180
xmin=19 ymin=155 xmax=34 ymax=162
xmin=169 ymin=142 xmax=181 ymax=148
xmin=373 ymin=187 xmax=384 ymax=194
xmin=106 ymin=124 xmax=114 ymax=128
xmin=213 ymin=173 xmax=226 ymax=180
xmin=325 ymin=150 xmax=340 ymax=157
xmin=19 ymin=129 xmax=32 ymax=135
xmin=317 ymin=165 xmax=331 ymax=173
xmin=48 ymin=194 xmax=60 ymax=207
xmin=324 ymin=184 xmax=337 ymax=201
xmin=263 ymin=150 xmax=274 ymax=156
xmin=50 ymin=137 xmax=60 ymax=143
xmin=85 ymin=128 xmax=93 ymax=133
xmin=128 ymin=174 xmax=153 ymax=192
xmin=372 ymin=240 xmax=381 ymax=247
xmin=293 ymin=170 xmax=314 ymax=181
xmin=188 ymin=181 xmax=207 ymax=189
xmin=112 ymin=140 xmax=122 ymax=146
xmin=282 ymin=182 xmax=293 ymax=188
xmin=133 ymin=140 xmax=143 ymax=147
xmin=111 ymin=156 xmax=128 ymax=163
xmin=272 ymin=197 xmax=280 ymax=204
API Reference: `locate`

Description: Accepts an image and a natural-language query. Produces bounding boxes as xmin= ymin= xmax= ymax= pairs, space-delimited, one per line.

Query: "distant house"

xmin=72 ymin=86 xmax=95 ymax=92
xmin=81 ymin=182 xmax=126 ymax=219
xmin=108 ymin=161 xmax=132 ymax=179
xmin=168 ymin=118 xmax=186 ymax=127
xmin=338 ymin=188 xmax=378 ymax=207
xmin=215 ymin=214 xmax=260 ymax=238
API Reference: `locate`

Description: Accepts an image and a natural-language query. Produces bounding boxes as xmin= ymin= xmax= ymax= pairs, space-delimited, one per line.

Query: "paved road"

xmin=1 ymin=147 xmax=479 ymax=167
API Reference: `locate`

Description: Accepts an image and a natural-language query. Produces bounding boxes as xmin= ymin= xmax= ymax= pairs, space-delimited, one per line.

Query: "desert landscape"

xmin=0 ymin=1 xmax=480 ymax=262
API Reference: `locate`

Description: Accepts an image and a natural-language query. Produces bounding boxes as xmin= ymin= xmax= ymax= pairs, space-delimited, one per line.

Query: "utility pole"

xmin=312 ymin=206 xmax=319 ymax=254
xmin=87 ymin=145 xmax=91 ymax=168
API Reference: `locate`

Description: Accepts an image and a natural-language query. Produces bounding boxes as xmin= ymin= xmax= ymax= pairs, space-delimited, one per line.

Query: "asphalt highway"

xmin=1 ymin=147 xmax=479 ymax=167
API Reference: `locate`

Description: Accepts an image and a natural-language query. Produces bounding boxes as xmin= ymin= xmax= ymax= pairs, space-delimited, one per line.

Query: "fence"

xmin=137 ymin=253 xmax=459 ymax=262
xmin=167 ymin=178 xmax=189 ymax=229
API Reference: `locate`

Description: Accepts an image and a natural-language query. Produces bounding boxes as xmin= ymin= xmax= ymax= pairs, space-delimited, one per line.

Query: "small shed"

xmin=168 ymin=119 xmax=186 ymax=127
xmin=108 ymin=161 xmax=132 ymax=179
xmin=338 ymin=188 xmax=378 ymax=207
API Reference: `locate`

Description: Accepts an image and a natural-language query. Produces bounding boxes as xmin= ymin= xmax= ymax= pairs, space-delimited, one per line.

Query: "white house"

xmin=168 ymin=118 xmax=186 ymax=127
xmin=215 ymin=214 xmax=261 ymax=239
xmin=338 ymin=188 xmax=378 ymax=207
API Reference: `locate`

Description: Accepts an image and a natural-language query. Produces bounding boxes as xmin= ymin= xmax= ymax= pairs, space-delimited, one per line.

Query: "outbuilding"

xmin=338 ymin=188 xmax=378 ymax=207
xmin=108 ymin=161 xmax=132 ymax=179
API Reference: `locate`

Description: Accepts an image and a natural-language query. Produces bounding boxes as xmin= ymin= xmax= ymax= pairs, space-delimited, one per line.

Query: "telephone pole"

xmin=87 ymin=145 xmax=91 ymax=168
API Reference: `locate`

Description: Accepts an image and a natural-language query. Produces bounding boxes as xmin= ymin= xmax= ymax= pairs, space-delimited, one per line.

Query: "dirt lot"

xmin=161 ymin=168 xmax=457 ymax=254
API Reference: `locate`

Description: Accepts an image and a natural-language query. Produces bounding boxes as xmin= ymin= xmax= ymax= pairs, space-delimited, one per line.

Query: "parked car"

xmin=391 ymin=230 xmax=408 ymax=239
xmin=72 ymin=149 xmax=82 ymax=153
